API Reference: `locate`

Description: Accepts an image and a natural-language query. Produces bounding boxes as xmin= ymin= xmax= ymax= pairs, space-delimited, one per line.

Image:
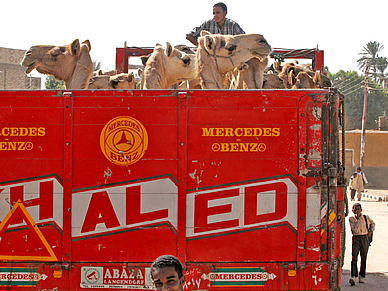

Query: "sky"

xmin=2 ymin=0 xmax=388 ymax=81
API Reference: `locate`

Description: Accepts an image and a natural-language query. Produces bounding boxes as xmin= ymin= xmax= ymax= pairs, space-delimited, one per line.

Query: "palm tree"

xmin=93 ymin=60 xmax=101 ymax=71
xmin=357 ymin=41 xmax=384 ymax=81
xmin=375 ymin=56 xmax=388 ymax=85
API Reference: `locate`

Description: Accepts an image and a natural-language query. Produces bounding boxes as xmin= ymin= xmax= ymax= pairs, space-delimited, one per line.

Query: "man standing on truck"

xmin=349 ymin=203 xmax=375 ymax=286
xmin=186 ymin=2 xmax=245 ymax=46
xmin=150 ymin=255 xmax=185 ymax=290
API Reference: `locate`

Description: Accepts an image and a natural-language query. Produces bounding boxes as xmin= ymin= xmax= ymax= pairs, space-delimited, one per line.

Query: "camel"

xmin=21 ymin=39 xmax=93 ymax=89
xmin=110 ymin=73 xmax=135 ymax=89
xmin=273 ymin=61 xmax=308 ymax=88
xmin=231 ymin=57 xmax=269 ymax=89
xmin=288 ymin=70 xmax=330 ymax=89
xmin=196 ymin=31 xmax=271 ymax=89
xmin=262 ymin=73 xmax=285 ymax=89
xmin=274 ymin=61 xmax=332 ymax=88
xmin=142 ymin=42 xmax=197 ymax=89
xmin=88 ymin=72 xmax=135 ymax=89
xmin=313 ymin=70 xmax=332 ymax=88
xmin=88 ymin=75 xmax=110 ymax=89
xmin=93 ymin=69 xmax=117 ymax=76
xmin=230 ymin=68 xmax=285 ymax=89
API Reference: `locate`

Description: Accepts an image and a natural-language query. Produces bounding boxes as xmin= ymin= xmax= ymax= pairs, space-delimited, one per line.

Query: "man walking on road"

xmin=349 ymin=203 xmax=375 ymax=286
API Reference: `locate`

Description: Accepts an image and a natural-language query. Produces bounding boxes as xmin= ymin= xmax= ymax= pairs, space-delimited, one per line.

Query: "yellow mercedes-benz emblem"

xmin=100 ymin=116 xmax=148 ymax=166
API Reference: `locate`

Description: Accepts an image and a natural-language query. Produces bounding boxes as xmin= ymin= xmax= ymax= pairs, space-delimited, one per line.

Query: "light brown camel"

xmin=142 ymin=43 xmax=197 ymax=89
xmin=262 ymin=73 xmax=285 ymax=89
xmin=288 ymin=70 xmax=330 ymax=89
xmin=21 ymin=39 xmax=93 ymax=89
xmin=196 ymin=31 xmax=271 ymax=89
xmin=274 ymin=61 xmax=332 ymax=89
xmin=232 ymin=57 xmax=269 ymax=89
xmin=88 ymin=75 xmax=110 ymax=89
xmin=93 ymin=69 xmax=117 ymax=76
xmin=88 ymin=72 xmax=135 ymax=89
xmin=273 ymin=61 xmax=308 ymax=88
xmin=110 ymin=73 xmax=135 ymax=89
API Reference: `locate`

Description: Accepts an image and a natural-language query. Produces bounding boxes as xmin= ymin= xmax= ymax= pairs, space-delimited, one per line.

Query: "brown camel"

xmin=288 ymin=70 xmax=330 ymax=89
xmin=21 ymin=39 xmax=93 ymax=89
xmin=88 ymin=72 xmax=135 ymax=89
xmin=196 ymin=31 xmax=271 ymax=89
xmin=274 ymin=61 xmax=332 ymax=89
xmin=110 ymin=73 xmax=135 ymax=89
xmin=262 ymin=73 xmax=285 ymax=89
xmin=232 ymin=57 xmax=269 ymax=89
xmin=88 ymin=75 xmax=110 ymax=89
xmin=142 ymin=43 xmax=197 ymax=89
xmin=93 ymin=69 xmax=117 ymax=76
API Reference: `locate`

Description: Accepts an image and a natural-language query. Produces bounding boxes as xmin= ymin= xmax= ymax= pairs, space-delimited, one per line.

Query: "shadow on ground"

xmin=340 ymin=269 xmax=388 ymax=290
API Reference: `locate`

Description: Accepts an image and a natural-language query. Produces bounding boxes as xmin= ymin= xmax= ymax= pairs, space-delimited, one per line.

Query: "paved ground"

xmin=360 ymin=189 xmax=388 ymax=202
xmin=340 ymin=189 xmax=388 ymax=290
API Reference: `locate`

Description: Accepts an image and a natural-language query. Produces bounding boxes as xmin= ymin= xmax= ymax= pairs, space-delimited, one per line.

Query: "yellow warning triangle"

xmin=0 ymin=200 xmax=58 ymax=261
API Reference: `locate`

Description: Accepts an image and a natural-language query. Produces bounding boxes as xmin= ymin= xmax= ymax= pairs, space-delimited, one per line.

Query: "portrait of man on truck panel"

xmin=150 ymin=255 xmax=185 ymax=291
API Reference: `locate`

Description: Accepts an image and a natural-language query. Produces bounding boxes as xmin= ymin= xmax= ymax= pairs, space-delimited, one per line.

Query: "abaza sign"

xmin=80 ymin=266 xmax=153 ymax=289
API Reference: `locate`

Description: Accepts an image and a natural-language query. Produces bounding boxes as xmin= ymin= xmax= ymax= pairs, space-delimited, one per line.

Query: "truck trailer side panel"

xmin=0 ymin=89 xmax=344 ymax=290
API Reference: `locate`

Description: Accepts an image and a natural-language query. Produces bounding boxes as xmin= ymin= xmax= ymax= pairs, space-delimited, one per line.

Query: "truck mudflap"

xmin=0 ymin=89 xmax=344 ymax=290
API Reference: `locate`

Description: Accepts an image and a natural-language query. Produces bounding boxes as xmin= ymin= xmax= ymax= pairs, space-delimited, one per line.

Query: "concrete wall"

xmin=342 ymin=130 xmax=388 ymax=189
xmin=0 ymin=47 xmax=41 ymax=89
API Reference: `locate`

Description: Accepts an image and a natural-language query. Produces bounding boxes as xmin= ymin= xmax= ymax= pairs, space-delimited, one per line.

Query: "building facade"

xmin=0 ymin=47 xmax=41 ymax=89
xmin=343 ymin=129 xmax=388 ymax=189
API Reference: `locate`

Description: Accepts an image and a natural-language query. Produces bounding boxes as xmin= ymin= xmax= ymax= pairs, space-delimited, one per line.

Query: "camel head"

xmin=93 ymin=69 xmax=117 ymax=76
xmin=262 ymin=73 xmax=285 ymax=89
xmin=196 ymin=31 xmax=271 ymax=88
xmin=21 ymin=39 xmax=93 ymax=89
xmin=274 ymin=61 xmax=304 ymax=88
xmin=88 ymin=75 xmax=110 ymax=89
xmin=236 ymin=57 xmax=269 ymax=89
xmin=274 ymin=61 xmax=331 ymax=89
xmin=109 ymin=72 xmax=135 ymax=89
xmin=314 ymin=71 xmax=332 ymax=88
xmin=198 ymin=31 xmax=271 ymax=74
xmin=88 ymin=72 xmax=135 ymax=89
xmin=143 ymin=42 xmax=197 ymax=89
xmin=289 ymin=71 xmax=317 ymax=89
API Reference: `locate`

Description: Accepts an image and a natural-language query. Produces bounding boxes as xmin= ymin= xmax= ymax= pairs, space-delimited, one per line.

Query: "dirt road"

xmin=340 ymin=196 xmax=388 ymax=290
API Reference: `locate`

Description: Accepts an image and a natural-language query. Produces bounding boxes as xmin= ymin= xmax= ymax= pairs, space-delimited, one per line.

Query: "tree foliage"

xmin=93 ymin=60 xmax=101 ymax=71
xmin=329 ymin=70 xmax=388 ymax=130
xmin=325 ymin=41 xmax=388 ymax=130
xmin=44 ymin=76 xmax=65 ymax=89
xmin=357 ymin=41 xmax=387 ymax=83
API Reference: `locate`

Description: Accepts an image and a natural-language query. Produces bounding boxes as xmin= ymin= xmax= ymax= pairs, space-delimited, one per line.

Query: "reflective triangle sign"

xmin=0 ymin=200 xmax=58 ymax=261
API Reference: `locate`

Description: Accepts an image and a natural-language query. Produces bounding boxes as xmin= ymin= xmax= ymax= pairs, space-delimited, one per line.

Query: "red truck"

xmin=0 ymin=85 xmax=346 ymax=290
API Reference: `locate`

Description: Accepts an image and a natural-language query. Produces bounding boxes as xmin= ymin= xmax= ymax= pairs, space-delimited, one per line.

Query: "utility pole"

xmin=360 ymin=62 xmax=369 ymax=169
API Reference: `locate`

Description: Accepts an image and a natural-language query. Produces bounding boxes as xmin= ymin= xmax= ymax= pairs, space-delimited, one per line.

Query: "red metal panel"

xmin=315 ymin=50 xmax=325 ymax=72
xmin=115 ymin=46 xmax=325 ymax=73
xmin=0 ymin=89 xmax=343 ymax=290
xmin=297 ymin=95 xmax=309 ymax=263
xmin=178 ymin=92 xmax=188 ymax=263
xmin=63 ymin=93 xmax=73 ymax=265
